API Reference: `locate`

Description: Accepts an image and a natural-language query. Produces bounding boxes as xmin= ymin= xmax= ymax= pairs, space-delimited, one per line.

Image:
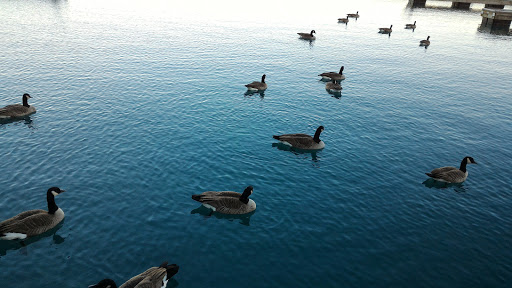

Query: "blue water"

xmin=1 ymin=0 xmax=511 ymax=287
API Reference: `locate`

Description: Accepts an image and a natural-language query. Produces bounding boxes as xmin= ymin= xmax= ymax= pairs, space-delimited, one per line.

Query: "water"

xmin=1 ymin=0 xmax=511 ymax=287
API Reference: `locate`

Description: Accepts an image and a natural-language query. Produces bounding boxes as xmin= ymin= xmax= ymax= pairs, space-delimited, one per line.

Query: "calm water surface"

xmin=1 ymin=0 xmax=511 ymax=287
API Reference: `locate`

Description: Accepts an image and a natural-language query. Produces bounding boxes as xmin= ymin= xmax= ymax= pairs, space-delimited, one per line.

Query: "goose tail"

xmin=192 ymin=194 xmax=203 ymax=202
xmin=273 ymin=135 xmax=281 ymax=140
xmin=425 ymin=173 xmax=433 ymax=177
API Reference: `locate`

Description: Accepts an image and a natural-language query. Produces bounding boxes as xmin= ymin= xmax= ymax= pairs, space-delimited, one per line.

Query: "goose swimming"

xmin=325 ymin=79 xmax=342 ymax=93
xmin=379 ymin=25 xmax=393 ymax=33
xmin=347 ymin=11 xmax=359 ymax=18
xmin=405 ymin=21 xmax=416 ymax=29
xmin=420 ymin=36 xmax=430 ymax=46
xmin=89 ymin=262 xmax=180 ymax=288
xmin=192 ymin=186 xmax=256 ymax=215
xmin=245 ymin=74 xmax=267 ymax=91
xmin=273 ymin=126 xmax=325 ymax=150
xmin=426 ymin=156 xmax=477 ymax=183
xmin=0 ymin=93 xmax=36 ymax=119
xmin=0 ymin=187 xmax=65 ymax=240
xmin=338 ymin=17 xmax=349 ymax=23
xmin=319 ymin=66 xmax=345 ymax=81
xmin=297 ymin=30 xmax=316 ymax=40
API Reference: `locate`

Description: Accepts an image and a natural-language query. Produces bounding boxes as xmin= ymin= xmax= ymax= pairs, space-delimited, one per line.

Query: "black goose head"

xmin=22 ymin=93 xmax=32 ymax=107
xmin=48 ymin=187 xmax=66 ymax=197
xmin=413 ymin=21 xmax=416 ymax=25
xmin=310 ymin=30 xmax=316 ymax=36
xmin=389 ymin=25 xmax=393 ymax=29
xmin=160 ymin=262 xmax=180 ymax=279
xmin=88 ymin=279 xmax=117 ymax=288
xmin=426 ymin=36 xmax=430 ymax=40
xmin=465 ymin=156 xmax=477 ymax=165
xmin=261 ymin=74 xmax=266 ymax=83
xmin=339 ymin=66 xmax=344 ymax=74
xmin=239 ymin=186 xmax=253 ymax=204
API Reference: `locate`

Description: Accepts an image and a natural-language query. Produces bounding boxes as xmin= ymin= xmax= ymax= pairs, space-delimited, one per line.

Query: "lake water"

xmin=1 ymin=0 xmax=511 ymax=287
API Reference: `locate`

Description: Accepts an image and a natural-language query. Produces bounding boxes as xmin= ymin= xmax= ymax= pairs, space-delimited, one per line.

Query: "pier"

xmin=410 ymin=0 xmax=512 ymax=9
xmin=480 ymin=8 xmax=512 ymax=32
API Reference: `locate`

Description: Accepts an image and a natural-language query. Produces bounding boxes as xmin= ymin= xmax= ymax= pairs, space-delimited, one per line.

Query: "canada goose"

xmin=192 ymin=186 xmax=256 ymax=215
xmin=273 ymin=126 xmax=325 ymax=150
xmin=318 ymin=66 xmax=345 ymax=81
xmin=379 ymin=25 xmax=393 ymax=33
xmin=89 ymin=262 xmax=180 ymax=288
xmin=245 ymin=74 xmax=267 ymax=91
xmin=420 ymin=36 xmax=430 ymax=46
xmin=297 ymin=30 xmax=316 ymax=40
xmin=347 ymin=11 xmax=359 ymax=18
xmin=0 ymin=93 xmax=36 ymax=119
xmin=325 ymin=79 xmax=342 ymax=92
xmin=426 ymin=156 xmax=477 ymax=183
xmin=0 ymin=187 xmax=65 ymax=240
xmin=338 ymin=17 xmax=349 ymax=23
xmin=405 ymin=21 xmax=416 ymax=29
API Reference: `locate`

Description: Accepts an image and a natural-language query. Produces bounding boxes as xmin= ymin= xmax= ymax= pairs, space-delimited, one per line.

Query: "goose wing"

xmin=0 ymin=210 xmax=55 ymax=236
xmin=426 ymin=166 xmax=458 ymax=178
xmin=0 ymin=104 xmax=29 ymax=117
xmin=120 ymin=267 xmax=166 ymax=288
xmin=274 ymin=133 xmax=314 ymax=148
xmin=200 ymin=196 xmax=247 ymax=214
xmin=0 ymin=209 xmax=47 ymax=229
xmin=201 ymin=191 xmax=241 ymax=198
xmin=245 ymin=81 xmax=263 ymax=89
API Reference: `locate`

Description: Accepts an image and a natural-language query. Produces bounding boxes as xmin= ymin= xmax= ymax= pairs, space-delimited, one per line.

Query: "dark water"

xmin=1 ymin=0 xmax=511 ymax=287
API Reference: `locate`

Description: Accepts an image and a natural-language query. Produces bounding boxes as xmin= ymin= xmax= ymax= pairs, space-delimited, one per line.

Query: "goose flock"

xmin=0 ymin=8 xmax=476 ymax=288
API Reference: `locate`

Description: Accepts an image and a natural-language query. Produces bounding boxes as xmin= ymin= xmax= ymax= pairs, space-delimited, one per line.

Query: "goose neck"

xmin=459 ymin=158 xmax=468 ymax=173
xmin=47 ymin=191 xmax=58 ymax=214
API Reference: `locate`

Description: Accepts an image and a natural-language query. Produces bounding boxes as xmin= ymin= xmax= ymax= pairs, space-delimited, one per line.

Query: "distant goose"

xmin=325 ymin=79 xmax=342 ymax=92
xmin=89 ymin=262 xmax=180 ymax=288
xmin=420 ymin=36 xmax=430 ymax=46
xmin=405 ymin=21 xmax=416 ymax=29
xmin=347 ymin=11 xmax=359 ymax=18
xmin=0 ymin=187 xmax=65 ymax=240
xmin=426 ymin=156 xmax=477 ymax=183
xmin=297 ymin=30 xmax=316 ymax=40
xmin=379 ymin=25 xmax=393 ymax=33
xmin=0 ymin=93 xmax=36 ymax=119
xmin=273 ymin=126 xmax=325 ymax=150
xmin=192 ymin=186 xmax=256 ymax=215
xmin=245 ymin=74 xmax=267 ymax=91
xmin=318 ymin=65 xmax=345 ymax=81
xmin=338 ymin=17 xmax=349 ymax=23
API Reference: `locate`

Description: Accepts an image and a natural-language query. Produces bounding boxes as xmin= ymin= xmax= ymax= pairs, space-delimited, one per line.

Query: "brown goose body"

xmin=0 ymin=93 xmax=36 ymax=119
xmin=245 ymin=74 xmax=267 ymax=91
xmin=297 ymin=30 xmax=316 ymax=40
xmin=90 ymin=262 xmax=179 ymax=288
xmin=319 ymin=66 xmax=345 ymax=81
xmin=192 ymin=186 xmax=256 ymax=215
xmin=273 ymin=126 xmax=325 ymax=150
xmin=0 ymin=187 xmax=65 ymax=240
xmin=426 ymin=156 xmax=477 ymax=183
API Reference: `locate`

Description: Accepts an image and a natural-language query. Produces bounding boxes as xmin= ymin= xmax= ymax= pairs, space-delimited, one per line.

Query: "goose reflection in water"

xmin=190 ymin=206 xmax=255 ymax=226
xmin=422 ymin=178 xmax=467 ymax=193
xmin=272 ymin=142 xmax=320 ymax=162
xmin=0 ymin=115 xmax=36 ymax=129
xmin=244 ymin=90 xmax=265 ymax=98
xmin=0 ymin=220 xmax=65 ymax=257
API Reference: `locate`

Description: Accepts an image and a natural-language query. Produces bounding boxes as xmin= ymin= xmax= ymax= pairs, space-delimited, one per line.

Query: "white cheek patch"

xmin=51 ymin=191 xmax=59 ymax=196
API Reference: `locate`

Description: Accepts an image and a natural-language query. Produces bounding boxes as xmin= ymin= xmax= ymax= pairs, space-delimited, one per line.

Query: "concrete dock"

xmin=410 ymin=0 xmax=512 ymax=9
